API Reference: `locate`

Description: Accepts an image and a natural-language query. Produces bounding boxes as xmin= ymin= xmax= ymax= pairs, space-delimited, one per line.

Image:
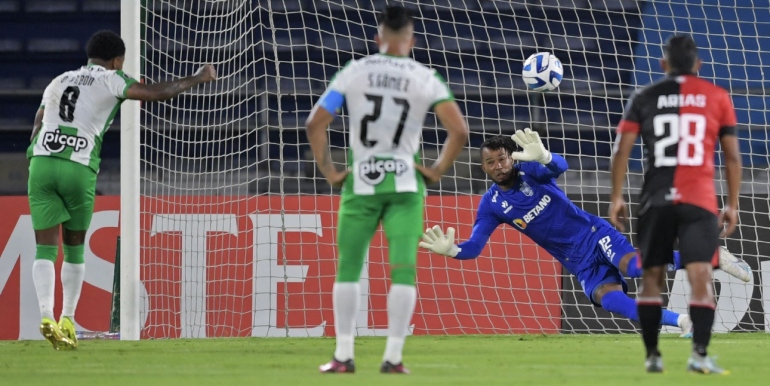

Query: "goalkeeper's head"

xmin=662 ymin=34 xmax=701 ymax=76
xmin=86 ymin=30 xmax=126 ymax=70
xmin=375 ymin=6 xmax=415 ymax=57
xmin=480 ymin=136 xmax=518 ymax=185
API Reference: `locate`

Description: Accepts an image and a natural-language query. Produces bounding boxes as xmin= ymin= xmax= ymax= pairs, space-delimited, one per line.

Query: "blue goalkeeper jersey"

xmin=455 ymin=154 xmax=613 ymax=274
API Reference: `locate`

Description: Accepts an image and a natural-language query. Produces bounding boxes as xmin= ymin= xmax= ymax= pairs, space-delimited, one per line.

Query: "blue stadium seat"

xmin=82 ymin=0 xmax=120 ymax=12
xmin=0 ymin=39 xmax=22 ymax=53
xmin=25 ymin=0 xmax=77 ymax=12
xmin=423 ymin=0 xmax=478 ymax=12
xmin=0 ymin=77 xmax=25 ymax=90
xmin=269 ymin=0 xmax=305 ymax=12
xmin=479 ymin=0 xmax=528 ymax=13
xmin=0 ymin=0 xmax=19 ymax=13
xmin=590 ymin=0 xmax=639 ymax=11
xmin=429 ymin=36 xmax=476 ymax=53
xmin=320 ymin=33 xmax=367 ymax=53
xmin=488 ymin=32 xmax=537 ymax=54
xmin=27 ymin=38 xmax=81 ymax=53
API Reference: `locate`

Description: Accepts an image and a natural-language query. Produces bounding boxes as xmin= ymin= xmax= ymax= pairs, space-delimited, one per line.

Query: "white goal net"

xmin=126 ymin=0 xmax=770 ymax=339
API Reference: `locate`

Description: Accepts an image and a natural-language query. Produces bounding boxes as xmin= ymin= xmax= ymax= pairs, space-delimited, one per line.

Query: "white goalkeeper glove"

xmin=419 ymin=225 xmax=460 ymax=258
xmin=510 ymin=128 xmax=552 ymax=164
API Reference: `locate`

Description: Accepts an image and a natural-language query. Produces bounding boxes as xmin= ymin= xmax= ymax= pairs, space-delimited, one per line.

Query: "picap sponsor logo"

xmin=512 ymin=195 xmax=551 ymax=230
xmin=359 ymin=157 xmax=408 ymax=185
xmin=42 ymin=129 xmax=88 ymax=153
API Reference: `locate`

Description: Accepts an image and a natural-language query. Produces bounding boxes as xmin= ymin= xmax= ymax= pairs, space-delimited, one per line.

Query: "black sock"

xmin=689 ymin=302 xmax=715 ymax=357
xmin=637 ymin=300 xmax=663 ymax=357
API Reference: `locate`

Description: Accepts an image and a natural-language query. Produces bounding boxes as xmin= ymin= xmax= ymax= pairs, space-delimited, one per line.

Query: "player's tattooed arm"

xmin=125 ymin=65 xmax=217 ymax=101
xmin=30 ymin=106 xmax=44 ymax=141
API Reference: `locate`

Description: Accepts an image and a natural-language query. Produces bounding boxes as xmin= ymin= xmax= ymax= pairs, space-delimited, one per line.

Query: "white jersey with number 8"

xmin=28 ymin=65 xmax=138 ymax=172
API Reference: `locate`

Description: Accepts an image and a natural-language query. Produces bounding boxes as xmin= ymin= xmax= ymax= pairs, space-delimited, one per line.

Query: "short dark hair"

xmin=664 ymin=34 xmax=698 ymax=73
xmin=378 ymin=6 xmax=414 ymax=31
xmin=86 ymin=30 xmax=126 ymax=61
xmin=480 ymin=136 xmax=517 ymax=158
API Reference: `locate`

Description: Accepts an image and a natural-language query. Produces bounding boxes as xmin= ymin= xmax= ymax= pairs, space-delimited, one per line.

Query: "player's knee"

xmin=593 ymin=283 xmax=623 ymax=304
xmin=390 ymin=264 xmax=416 ymax=286
xmin=336 ymin=260 xmax=365 ymax=282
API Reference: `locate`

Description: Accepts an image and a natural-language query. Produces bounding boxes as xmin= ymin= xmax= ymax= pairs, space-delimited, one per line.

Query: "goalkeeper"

xmin=28 ymin=30 xmax=216 ymax=350
xmin=420 ymin=130 xmax=750 ymax=334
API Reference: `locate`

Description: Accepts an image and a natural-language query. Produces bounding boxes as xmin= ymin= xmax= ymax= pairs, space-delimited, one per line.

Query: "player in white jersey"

xmin=306 ymin=6 xmax=469 ymax=374
xmin=27 ymin=30 xmax=216 ymax=350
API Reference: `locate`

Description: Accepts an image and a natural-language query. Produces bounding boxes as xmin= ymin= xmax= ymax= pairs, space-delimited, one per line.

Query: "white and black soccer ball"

xmin=522 ymin=52 xmax=563 ymax=92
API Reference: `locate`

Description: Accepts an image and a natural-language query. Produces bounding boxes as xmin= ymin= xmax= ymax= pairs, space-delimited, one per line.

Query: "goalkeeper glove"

xmin=419 ymin=225 xmax=459 ymax=258
xmin=510 ymin=128 xmax=552 ymax=164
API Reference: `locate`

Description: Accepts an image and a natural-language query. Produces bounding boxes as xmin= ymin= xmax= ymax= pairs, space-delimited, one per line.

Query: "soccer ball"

xmin=522 ymin=52 xmax=563 ymax=92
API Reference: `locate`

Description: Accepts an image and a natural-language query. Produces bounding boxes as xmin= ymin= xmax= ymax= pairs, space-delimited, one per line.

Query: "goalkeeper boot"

xmin=678 ymin=315 xmax=693 ymax=338
xmin=39 ymin=317 xmax=74 ymax=351
xmin=380 ymin=361 xmax=410 ymax=374
xmin=717 ymin=247 xmax=752 ymax=283
xmin=58 ymin=316 xmax=78 ymax=349
xmin=686 ymin=353 xmax=729 ymax=375
xmin=319 ymin=358 xmax=355 ymax=373
xmin=645 ymin=354 xmax=664 ymax=373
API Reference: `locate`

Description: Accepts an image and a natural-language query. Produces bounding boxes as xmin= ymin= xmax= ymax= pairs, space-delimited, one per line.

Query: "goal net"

xmin=125 ymin=0 xmax=769 ymax=339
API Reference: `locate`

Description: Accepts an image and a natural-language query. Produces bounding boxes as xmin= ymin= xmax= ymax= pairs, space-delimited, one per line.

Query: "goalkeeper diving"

xmin=420 ymin=129 xmax=751 ymax=334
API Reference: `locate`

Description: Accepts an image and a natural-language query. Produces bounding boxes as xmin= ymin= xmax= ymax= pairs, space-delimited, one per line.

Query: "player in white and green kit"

xmin=306 ymin=7 xmax=469 ymax=374
xmin=28 ymin=30 xmax=216 ymax=350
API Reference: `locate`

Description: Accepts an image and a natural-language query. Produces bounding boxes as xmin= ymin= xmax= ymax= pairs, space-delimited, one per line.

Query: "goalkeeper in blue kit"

xmin=420 ymin=130 xmax=750 ymax=333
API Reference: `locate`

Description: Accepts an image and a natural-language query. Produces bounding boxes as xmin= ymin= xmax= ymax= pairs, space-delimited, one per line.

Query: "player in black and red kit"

xmin=609 ymin=35 xmax=742 ymax=374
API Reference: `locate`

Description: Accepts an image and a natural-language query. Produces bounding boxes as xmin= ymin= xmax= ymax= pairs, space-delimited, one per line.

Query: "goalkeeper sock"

xmin=333 ymin=282 xmax=359 ymax=361
xmin=33 ymin=245 xmax=58 ymax=321
xmin=637 ymin=297 xmax=663 ymax=357
xmin=689 ymin=301 xmax=715 ymax=357
xmin=383 ymin=284 xmax=416 ymax=364
xmin=672 ymin=251 xmax=682 ymax=270
xmin=600 ymin=290 xmax=638 ymax=320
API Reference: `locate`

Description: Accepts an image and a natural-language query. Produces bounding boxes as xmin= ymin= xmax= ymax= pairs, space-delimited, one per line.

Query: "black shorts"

xmin=636 ymin=204 xmax=719 ymax=269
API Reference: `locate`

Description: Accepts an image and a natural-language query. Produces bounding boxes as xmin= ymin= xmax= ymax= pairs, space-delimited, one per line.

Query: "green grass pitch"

xmin=2 ymin=334 xmax=769 ymax=385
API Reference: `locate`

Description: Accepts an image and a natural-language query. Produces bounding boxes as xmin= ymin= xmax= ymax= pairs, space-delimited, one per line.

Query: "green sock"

xmin=63 ymin=244 xmax=85 ymax=264
xmin=35 ymin=244 xmax=58 ymax=262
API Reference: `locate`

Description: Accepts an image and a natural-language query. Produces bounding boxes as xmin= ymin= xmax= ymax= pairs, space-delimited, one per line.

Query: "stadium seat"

xmin=0 ymin=39 xmax=22 ymax=53
xmin=423 ymin=0 xmax=478 ymax=12
xmin=269 ymin=0 xmax=304 ymax=12
xmin=0 ymin=0 xmax=19 ymax=13
xmin=429 ymin=36 xmax=476 ymax=53
xmin=479 ymin=0 xmax=528 ymax=13
xmin=537 ymin=0 xmax=589 ymax=9
xmin=591 ymin=0 xmax=639 ymax=11
xmin=0 ymin=77 xmax=25 ymax=90
xmin=82 ymin=0 xmax=120 ymax=12
xmin=320 ymin=34 xmax=367 ymax=53
xmin=25 ymin=0 xmax=78 ymax=12
xmin=27 ymin=38 xmax=81 ymax=53
xmin=488 ymin=32 xmax=537 ymax=54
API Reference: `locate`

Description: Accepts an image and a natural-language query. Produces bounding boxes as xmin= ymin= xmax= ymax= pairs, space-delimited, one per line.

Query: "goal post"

xmin=121 ymin=0 xmax=769 ymax=339
xmin=119 ymin=0 xmax=142 ymax=341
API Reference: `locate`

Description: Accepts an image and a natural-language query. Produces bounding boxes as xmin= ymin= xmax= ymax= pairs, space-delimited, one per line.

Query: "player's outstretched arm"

xmin=417 ymin=101 xmax=469 ymax=184
xmin=719 ymin=132 xmax=741 ymax=236
xmin=125 ymin=65 xmax=217 ymax=101
xmin=510 ymin=128 xmax=568 ymax=179
xmin=609 ymin=132 xmax=637 ymax=231
xmin=421 ymin=201 xmax=499 ymax=260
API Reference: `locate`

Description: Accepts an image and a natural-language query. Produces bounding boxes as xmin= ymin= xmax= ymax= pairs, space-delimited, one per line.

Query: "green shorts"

xmin=28 ymin=156 xmax=97 ymax=231
xmin=336 ymin=190 xmax=424 ymax=284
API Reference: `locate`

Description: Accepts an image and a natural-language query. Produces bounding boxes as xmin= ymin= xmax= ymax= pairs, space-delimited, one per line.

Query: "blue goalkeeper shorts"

xmin=575 ymin=227 xmax=636 ymax=306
